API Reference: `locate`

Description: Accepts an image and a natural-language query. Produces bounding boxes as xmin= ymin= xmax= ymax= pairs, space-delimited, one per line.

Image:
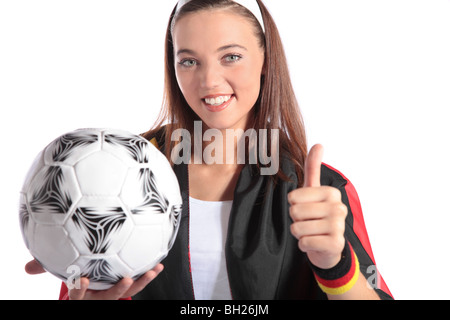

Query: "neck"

xmin=195 ymin=124 xmax=254 ymax=166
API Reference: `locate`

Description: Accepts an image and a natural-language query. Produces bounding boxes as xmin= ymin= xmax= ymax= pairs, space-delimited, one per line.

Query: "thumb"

xmin=303 ymin=144 xmax=324 ymax=187
xmin=25 ymin=259 xmax=46 ymax=275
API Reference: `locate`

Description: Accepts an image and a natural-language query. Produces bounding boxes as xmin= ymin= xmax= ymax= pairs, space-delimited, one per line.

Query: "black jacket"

xmin=133 ymin=135 xmax=393 ymax=300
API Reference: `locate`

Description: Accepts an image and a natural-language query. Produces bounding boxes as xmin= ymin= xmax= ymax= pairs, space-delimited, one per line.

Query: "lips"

xmin=204 ymin=95 xmax=232 ymax=106
xmin=202 ymin=94 xmax=235 ymax=112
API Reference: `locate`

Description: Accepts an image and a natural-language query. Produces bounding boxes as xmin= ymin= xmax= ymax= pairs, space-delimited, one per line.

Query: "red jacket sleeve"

xmin=321 ymin=163 xmax=393 ymax=299
xmin=59 ymin=282 xmax=69 ymax=300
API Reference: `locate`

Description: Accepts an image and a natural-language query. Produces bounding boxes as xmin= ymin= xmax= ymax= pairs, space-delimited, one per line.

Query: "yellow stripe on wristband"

xmin=316 ymin=250 xmax=360 ymax=295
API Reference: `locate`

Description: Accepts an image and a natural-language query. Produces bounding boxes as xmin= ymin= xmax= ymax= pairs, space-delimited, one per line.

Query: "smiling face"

xmin=172 ymin=9 xmax=265 ymax=131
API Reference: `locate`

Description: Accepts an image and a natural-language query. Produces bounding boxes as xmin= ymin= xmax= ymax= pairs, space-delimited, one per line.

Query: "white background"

xmin=1 ymin=0 xmax=449 ymax=300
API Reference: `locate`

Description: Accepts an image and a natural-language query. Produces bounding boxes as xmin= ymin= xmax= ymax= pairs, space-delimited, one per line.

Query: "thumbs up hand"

xmin=288 ymin=144 xmax=348 ymax=270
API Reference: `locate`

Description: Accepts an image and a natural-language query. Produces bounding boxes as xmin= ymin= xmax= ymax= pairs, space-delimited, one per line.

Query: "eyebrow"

xmin=176 ymin=44 xmax=248 ymax=56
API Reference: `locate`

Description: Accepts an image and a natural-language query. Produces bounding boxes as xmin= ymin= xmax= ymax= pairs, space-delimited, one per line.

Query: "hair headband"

xmin=175 ymin=0 xmax=265 ymax=33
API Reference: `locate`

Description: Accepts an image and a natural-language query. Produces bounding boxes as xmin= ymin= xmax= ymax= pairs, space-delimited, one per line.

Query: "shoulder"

xmin=278 ymin=156 xmax=352 ymax=190
xmin=320 ymin=163 xmax=352 ymax=189
xmin=319 ymin=163 xmax=362 ymax=226
xmin=141 ymin=126 xmax=167 ymax=152
xmin=319 ymin=163 xmax=362 ymax=222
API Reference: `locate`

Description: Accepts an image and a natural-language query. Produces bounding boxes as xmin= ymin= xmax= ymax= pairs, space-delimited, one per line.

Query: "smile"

xmin=202 ymin=94 xmax=235 ymax=112
xmin=204 ymin=95 xmax=232 ymax=106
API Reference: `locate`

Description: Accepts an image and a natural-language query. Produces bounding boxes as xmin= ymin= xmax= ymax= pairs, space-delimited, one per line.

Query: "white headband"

xmin=175 ymin=0 xmax=265 ymax=33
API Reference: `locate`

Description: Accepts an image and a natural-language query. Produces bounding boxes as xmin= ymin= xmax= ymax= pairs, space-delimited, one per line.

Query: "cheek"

xmin=175 ymin=69 xmax=187 ymax=92
xmin=175 ymin=71 xmax=196 ymax=101
xmin=232 ymin=63 xmax=262 ymax=101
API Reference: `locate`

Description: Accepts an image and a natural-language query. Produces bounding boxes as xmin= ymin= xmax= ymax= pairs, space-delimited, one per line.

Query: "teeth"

xmin=204 ymin=95 xmax=231 ymax=106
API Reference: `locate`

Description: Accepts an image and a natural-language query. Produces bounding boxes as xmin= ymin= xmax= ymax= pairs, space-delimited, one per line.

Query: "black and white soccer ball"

xmin=19 ymin=128 xmax=182 ymax=290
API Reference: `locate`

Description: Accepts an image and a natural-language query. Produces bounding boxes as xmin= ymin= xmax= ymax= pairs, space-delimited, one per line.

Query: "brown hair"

xmin=142 ymin=0 xmax=308 ymax=186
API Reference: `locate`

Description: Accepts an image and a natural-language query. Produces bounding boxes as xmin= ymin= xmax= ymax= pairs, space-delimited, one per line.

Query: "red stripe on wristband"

xmin=313 ymin=243 xmax=360 ymax=295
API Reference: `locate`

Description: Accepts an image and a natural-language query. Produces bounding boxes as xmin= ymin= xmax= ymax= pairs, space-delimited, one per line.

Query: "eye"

xmin=178 ymin=59 xmax=198 ymax=68
xmin=224 ymin=54 xmax=242 ymax=63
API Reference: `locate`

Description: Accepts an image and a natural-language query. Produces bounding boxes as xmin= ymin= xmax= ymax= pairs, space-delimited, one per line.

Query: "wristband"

xmin=310 ymin=241 xmax=360 ymax=295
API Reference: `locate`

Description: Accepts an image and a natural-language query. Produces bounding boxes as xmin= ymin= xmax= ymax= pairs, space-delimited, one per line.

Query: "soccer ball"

xmin=19 ymin=128 xmax=182 ymax=290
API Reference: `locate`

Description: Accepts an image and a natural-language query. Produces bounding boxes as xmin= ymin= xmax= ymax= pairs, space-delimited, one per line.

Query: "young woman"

xmin=26 ymin=0 xmax=393 ymax=300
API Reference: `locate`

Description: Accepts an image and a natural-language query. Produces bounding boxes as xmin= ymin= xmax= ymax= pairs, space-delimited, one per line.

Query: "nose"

xmin=199 ymin=62 xmax=222 ymax=90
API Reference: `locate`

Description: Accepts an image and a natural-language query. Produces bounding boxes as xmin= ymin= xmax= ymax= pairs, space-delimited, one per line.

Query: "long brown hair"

xmin=142 ymin=0 xmax=308 ymax=186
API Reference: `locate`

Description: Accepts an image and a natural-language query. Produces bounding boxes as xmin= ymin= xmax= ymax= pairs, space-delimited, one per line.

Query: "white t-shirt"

xmin=189 ymin=196 xmax=233 ymax=300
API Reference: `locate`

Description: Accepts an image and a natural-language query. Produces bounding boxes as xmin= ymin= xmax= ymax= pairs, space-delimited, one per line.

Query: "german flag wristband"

xmin=309 ymin=241 xmax=360 ymax=295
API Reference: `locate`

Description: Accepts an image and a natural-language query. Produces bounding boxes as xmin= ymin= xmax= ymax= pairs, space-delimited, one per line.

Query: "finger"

xmin=122 ymin=264 xmax=164 ymax=298
xmin=290 ymin=219 xmax=331 ymax=240
xmin=288 ymin=185 xmax=341 ymax=205
xmin=303 ymin=144 xmax=324 ymax=188
xmin=290 ymin=201 xmax=347 ymax=225
xmin=301 ymin=235 xmax=346 ymax=269
xmin=68 ymin=277 xmax=89 ymax=300
xmin=25 ymin=259 xmax=46 ymax=275
xmin=98 ymin=277 xmax=134 ymax=300
xmin=298 ymin=235 xmax=344 ymax=255
xmin=289 ymin=202 xmax=332 ymax=221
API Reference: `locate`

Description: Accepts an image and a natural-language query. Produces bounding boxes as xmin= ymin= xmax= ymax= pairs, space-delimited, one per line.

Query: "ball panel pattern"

xmin=44 ymin=130 xmax=100 ymax=166
xmin=32 ymin=224 xmax=79 ymax=276
xmin=27 ymin=165 xmax=81 ymax=225
xmin=74 ymin=255 xmax=132 ymax=290
xmin=20 ymin=128 xmax=183 ymax=290
xmin=74 ymin=151 xmax=128 ymax=197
